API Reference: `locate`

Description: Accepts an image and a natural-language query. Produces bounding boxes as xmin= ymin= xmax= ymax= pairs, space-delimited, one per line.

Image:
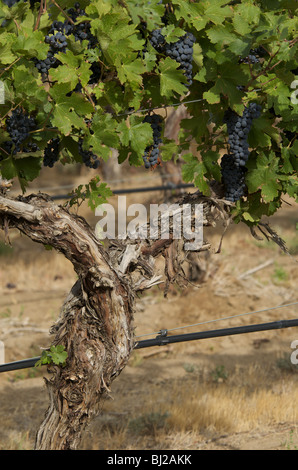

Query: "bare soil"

xmin=0 ymin=164 xmax=298 ymax=450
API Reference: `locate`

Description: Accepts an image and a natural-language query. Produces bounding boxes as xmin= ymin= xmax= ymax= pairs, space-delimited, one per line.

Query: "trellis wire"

xmin=0 ymin=302 xmax=298 ymax=373
xmin=0 ymin=317 xmax=297 ymax=372
xmin=115 ymin=98 xmax=205 ymax=117
xmin=50 ymin=182 xmax=195 ymax=201
xmin=135 ymin=301 xmax=298 ymax=338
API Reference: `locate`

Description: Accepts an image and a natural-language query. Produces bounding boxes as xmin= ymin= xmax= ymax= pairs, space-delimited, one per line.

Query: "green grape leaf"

xmin=117 ymin=117 xmax=153 ymax=157
xmin=181 ymin=154 xmax=210 ymax=195
xmin=116 ymin=57 xmax=145 ymax=88
xmin=49 ymin=84 xmax=93 ymax=134
xmin=159 ymin=57 xmax=188 ymax=98
xmin=203 ymin=1 xmax=233 ymax=25
xmin=0 ymin=157 xmax=17 ymax=181
xmin=0 ymin=33 xmax=18 ymax=64
xmin=246 ymin=152 xmax=282 ymax=202
xmin=160 ymin=140 xmax=179 ymax=162
xmin=35 ymin=345 xmax=68 ymax=368
xmin=85 ymin=177 xmax=113 ymax=211
xmin=50 ymin=345 xmax=68 ymax=366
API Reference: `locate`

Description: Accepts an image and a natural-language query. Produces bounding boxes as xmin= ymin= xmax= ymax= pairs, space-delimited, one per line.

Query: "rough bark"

xmin=0 ymin=193 xmax=135 ymax=449
xmin=0 ymin=185 xmax=238 ymax=449
xmin=1 ymin=187 xmax=286 ymax=450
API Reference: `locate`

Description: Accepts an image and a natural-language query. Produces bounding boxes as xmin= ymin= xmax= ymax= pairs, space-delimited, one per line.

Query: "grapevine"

xmin=78 ymin=139 xmax=100 ymax=169
xmin=3 ymin=108 xmax=37 ymax=154
xmin=223 ymin=103 xmax=262 ymax=168
xmin=34 ymin=2 xmax=99 ymax=76
xmin=150 ymin=30 xmax=196 ymax=85
xmin=220 ymin=154 xmax=247 ymax=202
xmin=220 ymin=103 xmax=262 ymax=202
xmin=35 ymin=28 xmax=68 ymax=75
xmin=43 ymin=137 xmax=61 ymax=168
xmin=0 ymin=0 xmax=296 ymax=224
xmin=0 ymin=0 xmax=297 ymax=453
xmin=142 ymin=114 xmax=163 ymax=169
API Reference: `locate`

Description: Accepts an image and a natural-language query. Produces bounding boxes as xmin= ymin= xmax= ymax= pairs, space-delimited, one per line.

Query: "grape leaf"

xmin=181 ymin=154 xmax=210 ymax=194
xmin=246 ymin=152 xmax=282 ymax=202
xmin=35 ymin=345 xmax=68 ymax=368
xmin=117 ymin=118 xmax=153 ymax=156
xmin=159 ymin=57 xmax=188 ymax=98
xmin=116 ymin=57 xmax=145 ymax=88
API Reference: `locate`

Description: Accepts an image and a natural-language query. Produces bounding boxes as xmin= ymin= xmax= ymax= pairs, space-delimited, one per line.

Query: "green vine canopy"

xmin=0 ymin=0 xmax=297 ymax=226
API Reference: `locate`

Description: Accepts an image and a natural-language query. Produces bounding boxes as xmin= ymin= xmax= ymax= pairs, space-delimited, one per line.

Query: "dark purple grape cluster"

xmin=164 ymin=33 xmax=196 ymax=85
xmin=67 ymin=2 xmax=85 ymax=21
xmin=221 ymin=103 xmax=262 ymax=202
xmin=34 ymin=54 xmax=57 ymax=75
xmin=78 ymin=138 xmax=100 ymax=169
xmin=239 ymin=51 xmax=259 ymax=65
xmin=48 ymin=20 xmax=73 ymax=37
xmin=23 ymin=141 xmax=39 ymax=152
xmin=45 ymin=31 xmax=68 ymax=52
xmin=34 ymin=2 xmax=98 ymax=76
xmin=220 ymin=154 xmax=247 ymax=202
xmin=72 ymin=22 xmax=98 ymax=49
xmin=224 ymin=102 xmax=262 ymax=167
xmin=239 ymin=47 xmax=267 ymax=65
xmin=43 ymin=137 xmax=60 ymax=167
xmin=34 ymin=21 xmax=68 ymax=75
xmin=142 ymin=114 xmax=163 ymax=169
xmin=2 ymin=0 xmax=19 ymax=5
xmin=2 ymin=140 xmax=39 ymax=156
xmin=3 ymin=0 xmax=40 ymax=6
xmin=150 ymin=30 xmax=196 ymax=85
xmin=35 ymin=29 xmax=68 ymax=74
xmin=65 ymin=2 xmax=98 ymax=49
xmin=4 ymin=108 xmax=37 ymax=154
xmin=149 ymin=29 xmax=166 ymax=53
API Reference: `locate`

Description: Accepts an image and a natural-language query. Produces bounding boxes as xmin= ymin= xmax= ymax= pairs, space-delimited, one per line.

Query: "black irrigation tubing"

xmin=1 ymin=318 xmax=298 ymax=373
xmin=50 ymin=183 xmax=195 ymax=201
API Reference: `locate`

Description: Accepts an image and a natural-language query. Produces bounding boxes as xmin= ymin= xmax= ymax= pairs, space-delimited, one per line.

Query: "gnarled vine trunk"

xmin=0 ymin=192 xmax=136 ymax=450
xmin=0 ymin=188 xmax=284 ymax=450
xmin=35 ymin=277 xmax=134 ymax=450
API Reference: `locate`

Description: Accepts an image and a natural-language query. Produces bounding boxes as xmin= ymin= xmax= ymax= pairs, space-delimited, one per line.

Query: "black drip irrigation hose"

xmin=1 ymin=318 xmax=298 ymax=373
xmin=135 ymin=318 xmax=298 ymax=348
xmin=51 ymin=183 xmax=195 ymax=201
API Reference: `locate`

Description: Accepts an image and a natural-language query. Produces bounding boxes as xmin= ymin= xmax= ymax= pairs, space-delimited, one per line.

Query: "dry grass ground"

xmin=0 ymin=164 xmax=297 ymax=450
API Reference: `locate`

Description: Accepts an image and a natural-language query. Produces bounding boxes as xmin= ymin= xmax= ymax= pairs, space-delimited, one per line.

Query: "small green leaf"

xmin=35 ymin=345 xmax=68 ymax=368
xmin=161 ymin=25 xmax=186 ymax=43
xmin=203 ymin=88 xmax=220 ymax=104
xmin=0 ymin=157 xmax=17 ymax=181
xmin=181 ymin=155 xmax=210 ymax=194
xmin=160 ymin=140 xmax=179 ymax=162
xmin=242 ymin=211 xmax=256 ymax=222
xmin=246 ymin=152 xmax=282 ymax=202
xmin=69 ymin=176 xmax=113 ymax=211
xmin=50 ymin=345 xmax=68 ymax=366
